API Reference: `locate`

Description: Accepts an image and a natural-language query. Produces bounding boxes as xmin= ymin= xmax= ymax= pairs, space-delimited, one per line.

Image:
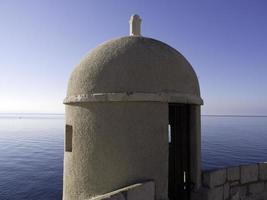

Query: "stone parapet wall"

xmin=199 ymin=162 xmax=267 ymax=200
xmin=85 ymin=163 xmax=267 ymax=200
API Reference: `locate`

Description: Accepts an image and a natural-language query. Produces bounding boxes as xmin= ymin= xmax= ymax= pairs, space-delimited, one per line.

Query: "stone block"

xmin=203 ymin=169 xmax=226 ymax=188
xmin=229 ymin=181 xmax=239 ymax=186
xmin=259 ymin=163 xmax=267 ymax=181
xmin=262 ymin=191 xmax=267 ymax=199
xmin=202 ymin=186 xmax=223 ymax=200
xmin=255 ymin=191 xmax=267 ymax=200
xmin=240 ymin=164 xmax=258 ymax=184
xmin=227 ymin=166 xmax=240 ymax=181
xmin=229 ymin=192 xmax=239 ymax=200
xmin=230 ymin=185 xmax=247 ymax=198
xmin=265 ymin=181 xmax=267 ymax=191
xmin=248 ymin=182 xmax=264 ymax=194
xmin=126 ymin=181 xmax=155 ymax=200
xmin=224 ymin=183 xmax=230 ymax=200
xmin=191 ymin=190 xmax=204 ymax=200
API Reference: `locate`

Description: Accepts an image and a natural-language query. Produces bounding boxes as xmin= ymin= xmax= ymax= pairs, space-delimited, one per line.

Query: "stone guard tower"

xmin=63 ymin=15 xmax=203 ymax=200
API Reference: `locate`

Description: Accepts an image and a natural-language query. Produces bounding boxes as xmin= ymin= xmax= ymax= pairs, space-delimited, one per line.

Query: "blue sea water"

xmin=0 ymin=114 xmax=64 ymax=200
xmin=0 ymin=114 xmax=267 ymax=200
xmin=202 ymin=116 xmax=267 ymax=170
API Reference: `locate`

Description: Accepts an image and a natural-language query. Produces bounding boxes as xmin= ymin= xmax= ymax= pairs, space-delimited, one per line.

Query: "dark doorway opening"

xmin=168 ymin=104 xmax=191 ymax=200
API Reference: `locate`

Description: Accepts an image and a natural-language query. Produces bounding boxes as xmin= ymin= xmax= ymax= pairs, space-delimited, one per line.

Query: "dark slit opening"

xmin=168 ymin=104 xmax=191 ymax=200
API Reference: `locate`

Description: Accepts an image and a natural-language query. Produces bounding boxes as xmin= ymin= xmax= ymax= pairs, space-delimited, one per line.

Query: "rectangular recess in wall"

xmin=65 ymin=125 xmax=73 ymax=152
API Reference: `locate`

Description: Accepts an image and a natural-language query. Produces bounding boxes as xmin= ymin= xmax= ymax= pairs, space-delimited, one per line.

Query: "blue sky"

xmin=0 ymin=0 xmax=266 ymax=115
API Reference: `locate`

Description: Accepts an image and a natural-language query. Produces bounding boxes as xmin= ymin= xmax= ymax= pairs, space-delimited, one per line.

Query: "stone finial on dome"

xmin=129 ymin=14 xmax=142 ymax=36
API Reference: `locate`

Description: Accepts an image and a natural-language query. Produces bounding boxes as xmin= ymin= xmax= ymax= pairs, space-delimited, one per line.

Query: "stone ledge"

xmin=88 ymin=181 xmax=155 ymax=200
xmin=102 ymin=193 xmax=125 ymax=200
xmin=126 ymin=181 xmax=155 ymax=200
xmin=63 ymin=92 xmax=203 ymax=105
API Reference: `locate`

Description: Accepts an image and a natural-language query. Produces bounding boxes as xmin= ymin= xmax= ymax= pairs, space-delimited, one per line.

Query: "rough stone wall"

xmin=198 ymin=162 xmax=267 ymax=200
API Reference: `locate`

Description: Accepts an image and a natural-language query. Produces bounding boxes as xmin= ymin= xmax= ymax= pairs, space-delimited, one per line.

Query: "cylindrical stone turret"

xmin=63 ymin=15 xmax=203 ymax=200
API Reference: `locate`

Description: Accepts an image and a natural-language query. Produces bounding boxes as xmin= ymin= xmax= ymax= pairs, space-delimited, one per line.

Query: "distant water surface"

xmin=0 ymin=114 xmax=267 ymax=199
xmin=202 ymin=115 xmax=267 ymax=170
xmin=0 ymin=114 xmax=64 ymax=200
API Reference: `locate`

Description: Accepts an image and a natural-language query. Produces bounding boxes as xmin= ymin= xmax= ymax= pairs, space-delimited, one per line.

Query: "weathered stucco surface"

xmin=63 ymin=102 xmax=168 ymax=200
xmin=66 ymin=36 xmax=201 ymax=103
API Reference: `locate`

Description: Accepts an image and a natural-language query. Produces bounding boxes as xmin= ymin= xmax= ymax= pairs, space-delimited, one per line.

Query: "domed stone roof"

xmin=64 ymin=36 xmax=203 ymax=105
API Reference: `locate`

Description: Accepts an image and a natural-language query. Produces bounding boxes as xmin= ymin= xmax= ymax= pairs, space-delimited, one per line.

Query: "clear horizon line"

xmin=202 ymin=114 xmax=267 ymax=117
xmin=0 ymin=112 xmax=64 ymax=115
xmin=1 ymin=112 xmax=267 ymax=117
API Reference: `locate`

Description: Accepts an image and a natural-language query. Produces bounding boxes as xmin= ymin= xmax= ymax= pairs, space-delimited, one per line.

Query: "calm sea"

xmin=0 ymin=114 xmax=267 ymax=200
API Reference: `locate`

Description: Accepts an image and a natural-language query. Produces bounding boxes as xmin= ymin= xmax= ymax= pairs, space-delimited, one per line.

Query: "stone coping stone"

xmin=203 ymin=169 xmax=226 ymax=188
xmin=126 ymin=181 xmax=155 ymax=200
xmin=102 ymin=193 xmax=125 ymax=200
xmin=240 ymin=164 xmax=258 ymax=184
xmin=259 ymin=162 xmax=267 ymax=181
xmin=88 ymin=181 xmax=155 ymax=200
xmin=227 ymin=166 xmax=240 ymax=182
